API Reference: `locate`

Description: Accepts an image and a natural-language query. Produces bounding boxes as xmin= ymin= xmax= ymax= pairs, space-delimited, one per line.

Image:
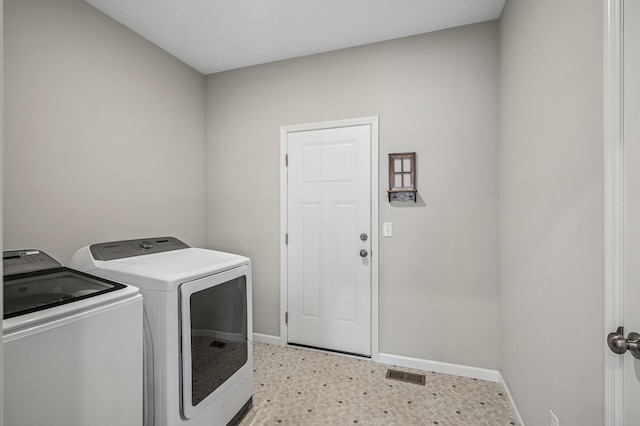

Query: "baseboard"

xmin=499 ymin=373 xmax=526 ymax=426
xmin=378 ymin=352 xmax=501 ymax=383
xmin=252 ymin=333 xmax=281 ymax=346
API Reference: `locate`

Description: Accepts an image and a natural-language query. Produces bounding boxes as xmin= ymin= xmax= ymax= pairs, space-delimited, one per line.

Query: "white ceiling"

xmin=85 ymin=0 xmax=506 ymax=75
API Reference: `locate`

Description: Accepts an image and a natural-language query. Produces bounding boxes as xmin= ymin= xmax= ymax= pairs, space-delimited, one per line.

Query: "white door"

xmin=607 ymin=0 xmax=640 ymax=422
xmin=286 ymin=124 xmax=372 ymax=356
xmin=623 ymin=0 xmax=640 ymax=421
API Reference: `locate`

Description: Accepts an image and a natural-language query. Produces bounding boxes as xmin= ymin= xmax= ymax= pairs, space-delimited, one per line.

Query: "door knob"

xmin=359 ymin=249 xmax=368 ymax=258
xmin=607 ymin=326 xmax=640 ymax=359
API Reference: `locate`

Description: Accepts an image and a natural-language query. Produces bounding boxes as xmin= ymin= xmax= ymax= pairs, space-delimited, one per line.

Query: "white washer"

xmin=69 ymin=237 xmax=253 ymax=426
xmin=3 ymin=249 xmax=143 ymax=426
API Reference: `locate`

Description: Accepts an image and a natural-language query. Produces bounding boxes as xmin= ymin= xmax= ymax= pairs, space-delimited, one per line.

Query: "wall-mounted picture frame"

xmin=387 ymin=152 xmax=417 ymax=202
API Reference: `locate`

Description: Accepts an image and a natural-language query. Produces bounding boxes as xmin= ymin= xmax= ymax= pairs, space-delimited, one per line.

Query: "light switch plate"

xmin=550 ymin=410 xmax=559 ymax=426
xmin=383 ymin=222 xmax=393 ymax=237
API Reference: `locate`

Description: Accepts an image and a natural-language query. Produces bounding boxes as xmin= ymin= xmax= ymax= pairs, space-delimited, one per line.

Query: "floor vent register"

xmin=385 ymin=369 xmax=426 ymax=386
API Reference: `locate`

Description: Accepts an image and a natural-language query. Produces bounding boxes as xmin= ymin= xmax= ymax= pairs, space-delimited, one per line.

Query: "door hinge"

xmin=285 ymin=233 xmax=288 ymax=245
xmin=285 ymin=311 xmax=288 ymax=324
xmin=285 ymin=154 xmax=288 ymax=167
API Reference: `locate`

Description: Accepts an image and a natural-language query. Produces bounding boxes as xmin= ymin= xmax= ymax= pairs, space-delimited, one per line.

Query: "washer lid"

xmin=3 ymin=267 xmax=128 ymax=320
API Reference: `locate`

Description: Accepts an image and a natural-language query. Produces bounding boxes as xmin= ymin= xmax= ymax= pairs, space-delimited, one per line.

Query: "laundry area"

xmin=1 ymin=0 xmax=616 ymax=425
xmin=3 ymin=237 xmax=253 ymax=426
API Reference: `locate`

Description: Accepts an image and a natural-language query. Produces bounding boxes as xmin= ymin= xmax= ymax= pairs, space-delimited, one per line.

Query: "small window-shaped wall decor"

xmin=388 ymin=152 xmax=417 ymax=202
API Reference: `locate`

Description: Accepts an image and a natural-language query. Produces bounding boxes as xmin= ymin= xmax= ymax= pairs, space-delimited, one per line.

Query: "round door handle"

xmin=607 ymin=327 xmax=640 ymax=359
xmin=608 ymin=331 xmax=629 ymax=354
xmin=360 ymin=249 xmax=368 ymax=258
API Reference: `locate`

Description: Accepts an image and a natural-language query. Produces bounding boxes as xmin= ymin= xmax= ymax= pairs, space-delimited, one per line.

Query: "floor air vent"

xmin=385 ymin=369 xmax=426 ymax=386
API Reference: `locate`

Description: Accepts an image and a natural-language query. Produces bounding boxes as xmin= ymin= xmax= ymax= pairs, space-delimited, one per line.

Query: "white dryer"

xmin=69 ymin=237 xmax=253 ymax=426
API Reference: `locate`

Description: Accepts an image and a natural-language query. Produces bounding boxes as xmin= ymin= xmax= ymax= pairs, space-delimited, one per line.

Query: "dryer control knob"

xmin=139 ymin=241 xmax=153 ymax=250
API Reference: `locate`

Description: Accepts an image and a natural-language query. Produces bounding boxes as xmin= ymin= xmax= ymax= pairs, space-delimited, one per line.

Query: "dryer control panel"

xmin=90 ymin=236 xmax=190 ymax=261
xmin=3 ymin=250 xmax=62 ymax=276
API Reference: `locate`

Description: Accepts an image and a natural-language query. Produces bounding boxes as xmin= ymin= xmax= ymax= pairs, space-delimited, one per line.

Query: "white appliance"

xmin=69 ymin=237 xmax=253 ymax=426
xmin=3 ymin=249 xmax=143 ymax=426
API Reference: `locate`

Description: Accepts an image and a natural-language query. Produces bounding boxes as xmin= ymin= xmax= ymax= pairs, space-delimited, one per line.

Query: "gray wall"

xmin=499 ymin=0 xmax=604 ymax=424
xmin=205 ymin=22 xmax=500 ymax=369
xmin=4 ymin=0 xmax=206 ymax=264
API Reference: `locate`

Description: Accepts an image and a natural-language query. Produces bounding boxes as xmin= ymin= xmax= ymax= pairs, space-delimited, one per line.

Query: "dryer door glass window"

xmin=187 ymin=274 xmax=248 ymax=407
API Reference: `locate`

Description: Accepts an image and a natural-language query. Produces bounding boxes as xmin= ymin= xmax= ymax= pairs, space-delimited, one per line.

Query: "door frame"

xmin=279 ymin=116 xmax=379 ymax=361
xmin=604 ymin=0 xmax=624 ymax=424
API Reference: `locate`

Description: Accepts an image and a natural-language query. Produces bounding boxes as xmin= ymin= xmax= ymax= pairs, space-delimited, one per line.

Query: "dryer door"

xmin=179 ymin=265 xmax=249 ymax=419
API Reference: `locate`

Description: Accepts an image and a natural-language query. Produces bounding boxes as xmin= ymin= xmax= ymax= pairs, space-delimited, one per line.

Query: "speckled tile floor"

xmin=240 ymin=343 xmax=518 ymax=425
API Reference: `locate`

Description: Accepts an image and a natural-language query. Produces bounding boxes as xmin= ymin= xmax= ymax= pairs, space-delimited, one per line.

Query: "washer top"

xmin=3 ymin=249 xmax=62 ymax=275
xmin=69 ymin=237 xmax=250 ymax=292
xmin=3 ymin=249 xmax=140 ymax=334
